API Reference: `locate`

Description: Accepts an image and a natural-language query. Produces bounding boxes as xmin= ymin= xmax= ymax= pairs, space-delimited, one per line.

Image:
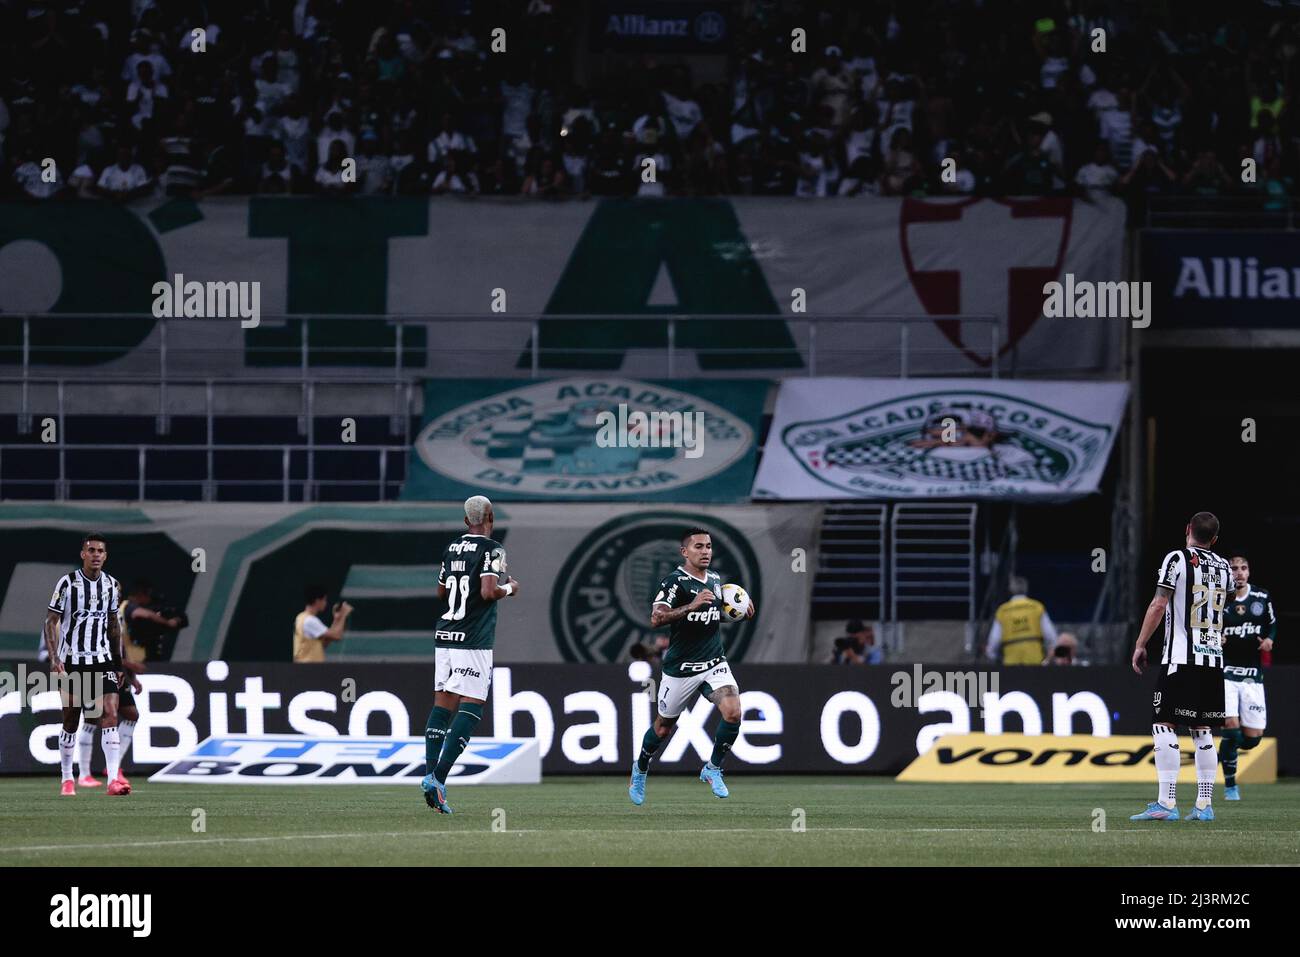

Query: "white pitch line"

xmin=6 ymin=825 xmax=1291 ymax=853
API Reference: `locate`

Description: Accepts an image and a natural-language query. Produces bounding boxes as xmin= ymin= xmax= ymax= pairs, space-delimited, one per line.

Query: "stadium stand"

xmin=0 ymin=0 xmax=1296 ymax=208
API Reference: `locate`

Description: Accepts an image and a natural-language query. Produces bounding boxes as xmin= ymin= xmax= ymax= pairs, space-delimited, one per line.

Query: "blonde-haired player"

xmin=422 ymin=495 xmax=520 ymax=814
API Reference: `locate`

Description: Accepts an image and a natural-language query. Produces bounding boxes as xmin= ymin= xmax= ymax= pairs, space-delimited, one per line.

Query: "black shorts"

xmin=1152 ymin=663 xmax=1226 ymax=727
xmin=56 ymin=663 xmax=120 ymax=708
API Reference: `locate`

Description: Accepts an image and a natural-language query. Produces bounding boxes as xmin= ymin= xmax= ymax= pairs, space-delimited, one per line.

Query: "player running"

xmin=1130 ymin=512 xmax=1232 ymax=822
xmin=44 ymin=533 xmax=131 ymax=796
xmin=421 ymin=495 xmax=519 ymax=814
xmin=629 ymin=528 xmax=755 ymax=805
xmin=1219 ymin=554 xmax=1276 ymax=800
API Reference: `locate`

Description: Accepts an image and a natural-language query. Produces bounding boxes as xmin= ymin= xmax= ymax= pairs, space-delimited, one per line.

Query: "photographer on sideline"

xmin=124 ymin=579 xmax=187 ymax=662
xmin=294 ymin=584 xmax=353 ymax=663
xmin=1045 ymin=631 xmax=1086 ymax=666
xmin=832 ymin=619 xmax=883 ymax=664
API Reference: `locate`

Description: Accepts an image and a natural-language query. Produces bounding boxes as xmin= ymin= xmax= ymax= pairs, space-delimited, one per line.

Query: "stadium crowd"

xmin=1 ymin=0 xmax=1297 ymax=216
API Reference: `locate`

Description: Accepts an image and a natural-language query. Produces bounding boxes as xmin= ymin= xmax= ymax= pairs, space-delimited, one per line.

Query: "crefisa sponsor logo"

xmin=413 ymin=378 xmax=751 ymax=498
xmin=50 ymin=887 xmax=151 ymax=938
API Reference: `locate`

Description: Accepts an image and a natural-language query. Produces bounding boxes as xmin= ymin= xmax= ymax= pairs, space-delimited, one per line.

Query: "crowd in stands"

xmin=1 ymin=0 xmax=1296 ymax=217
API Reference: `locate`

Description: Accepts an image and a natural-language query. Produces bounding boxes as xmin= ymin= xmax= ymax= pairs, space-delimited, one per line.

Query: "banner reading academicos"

xmin=0 ymin=501 xmax=816 ymax=663
xmin=752 ymin=378 xmax=1129 ymax=500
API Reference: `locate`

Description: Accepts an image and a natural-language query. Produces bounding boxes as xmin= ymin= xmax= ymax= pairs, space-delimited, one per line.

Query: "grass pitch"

xmin=2 ymin=776 xmax=1298 ymax=866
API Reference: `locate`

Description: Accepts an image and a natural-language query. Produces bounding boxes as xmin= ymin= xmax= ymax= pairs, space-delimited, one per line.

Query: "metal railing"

xmin=812 ymin=503 xmax=888 ymax=613
xmin=2 ymin=313 xmax=1004 ymax=501
xmin=3 ymin=312 xmax=1004 ymax=407
xmin=889 ymin=503 xmax=979 ymax=622
xmin=0 ymin=441 xmax=407 ymax=502
xmin=1145 ymin=195 xmax=1299 ymax=230
xmin=2 ymin=374 xmax=419 ymax=437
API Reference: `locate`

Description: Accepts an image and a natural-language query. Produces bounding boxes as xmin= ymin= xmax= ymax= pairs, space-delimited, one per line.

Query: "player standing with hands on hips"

xmin=1130 ymin=512 xmax=1232 ymax=822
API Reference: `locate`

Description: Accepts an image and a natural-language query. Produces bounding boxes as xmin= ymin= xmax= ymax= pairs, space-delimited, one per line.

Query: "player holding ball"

xmin=629 ymin=528 xmax=755 ymax=806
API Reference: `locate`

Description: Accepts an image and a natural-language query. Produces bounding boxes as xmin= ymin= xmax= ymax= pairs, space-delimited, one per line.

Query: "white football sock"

xmin=117 ymin=719 xmax=136 ymax=769
xmin=102 ymin=725 xmax=121 ymax=781
xmin=59 ymin=730 xmax=76 ymax=782
xmin=1191 ymin=728 xmax=1216 ymax=808
xmin=1152 ymin=724 xmax=1179 ymax=807
xmin=76 ymin=721 xmax=97 ymax=778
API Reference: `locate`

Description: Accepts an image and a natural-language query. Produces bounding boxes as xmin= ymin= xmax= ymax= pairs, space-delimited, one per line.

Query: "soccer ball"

xmin=720 ymin=583 xmax=751 ymax=621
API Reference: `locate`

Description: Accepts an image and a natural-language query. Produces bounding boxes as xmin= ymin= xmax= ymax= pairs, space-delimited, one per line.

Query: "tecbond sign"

xmin=149 ymin=735 xmax=540 ymax=785
xmin=405 ymin=378 xmax=763 ymax=502
xmin=753 ymin=378 xmax=1128 ymax=500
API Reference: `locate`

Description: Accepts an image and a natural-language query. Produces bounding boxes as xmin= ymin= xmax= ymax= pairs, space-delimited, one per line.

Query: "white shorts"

xmin=435 ymin=647 xmax=493 ymax=700
xmin=1223 ymin=680 xmax=1267 ymax=730
xmin=657 ymin=660 xmax=738 ymax=719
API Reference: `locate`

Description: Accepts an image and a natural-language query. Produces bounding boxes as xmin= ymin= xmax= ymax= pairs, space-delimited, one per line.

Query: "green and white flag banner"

xmin=752 ymin=378 xmax=1129 ymax=501
xmin=403 ymin=377 xmax=767 ymax=503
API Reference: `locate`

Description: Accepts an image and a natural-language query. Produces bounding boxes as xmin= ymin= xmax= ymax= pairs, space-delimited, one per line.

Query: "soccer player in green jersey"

xmin=421 ymin=495 xmax=519 ymax=814
xmin=629 ymin=528 xmax=755 ymax=805
xmin=1220 ymin=554 xmax=1276 ymax=800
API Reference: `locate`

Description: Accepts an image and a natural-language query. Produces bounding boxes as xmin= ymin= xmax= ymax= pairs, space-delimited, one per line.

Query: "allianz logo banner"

xmin=1141 ymin=229 xmax=1300 ymax=328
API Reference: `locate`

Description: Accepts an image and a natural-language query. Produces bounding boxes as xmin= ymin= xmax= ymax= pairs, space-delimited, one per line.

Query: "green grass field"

xmin=2 ymin=776 xmax=1298 ymax=866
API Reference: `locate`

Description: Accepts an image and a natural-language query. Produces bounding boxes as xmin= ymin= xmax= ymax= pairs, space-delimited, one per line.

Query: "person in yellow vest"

xmin=293 ymin=584 xmax=353 ymax=662
xmin=986 ymin=576 xmax=1058 ymax=665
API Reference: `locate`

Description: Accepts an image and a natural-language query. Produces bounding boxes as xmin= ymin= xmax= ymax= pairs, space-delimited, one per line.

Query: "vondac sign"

xmin=149 ymin=735 xmax=540 ymax=785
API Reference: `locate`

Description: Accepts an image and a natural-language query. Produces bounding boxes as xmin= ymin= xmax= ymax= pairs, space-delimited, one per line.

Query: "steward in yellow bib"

xmin=987 ymin=577 xmax=1058 ymax=665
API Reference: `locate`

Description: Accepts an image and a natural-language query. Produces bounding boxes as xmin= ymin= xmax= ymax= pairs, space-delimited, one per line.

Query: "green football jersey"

xmin=652 ymin=566 xmax=725 ymax=678
xmin=435 ymin=534 xmax=506 ymax=650
xmin=1222 ymin=586 xmax=1276 ymax=683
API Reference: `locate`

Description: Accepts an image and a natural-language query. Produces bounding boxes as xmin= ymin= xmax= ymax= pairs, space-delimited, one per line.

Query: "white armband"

xmin=501 ymin=582 xmax=514 ymax=597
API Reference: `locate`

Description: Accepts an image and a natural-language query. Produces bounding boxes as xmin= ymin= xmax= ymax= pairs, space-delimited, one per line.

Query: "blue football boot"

xmin=629 ymin=762 xmax=647 ymax=806
xmin=1129 ymin=801 xmax=1179 ymax=821
xmin=700 ymin=764 xmax=729 ymax=798
xmin=422 ymin=773 xmax=453 ymax=814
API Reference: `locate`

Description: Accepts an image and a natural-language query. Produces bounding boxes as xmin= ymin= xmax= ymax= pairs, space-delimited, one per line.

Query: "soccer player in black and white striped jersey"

xmin=43 ymin=533 xmax=131 ymax=796
xmin=1130 ymin=512 xmax=1232 ymax=822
